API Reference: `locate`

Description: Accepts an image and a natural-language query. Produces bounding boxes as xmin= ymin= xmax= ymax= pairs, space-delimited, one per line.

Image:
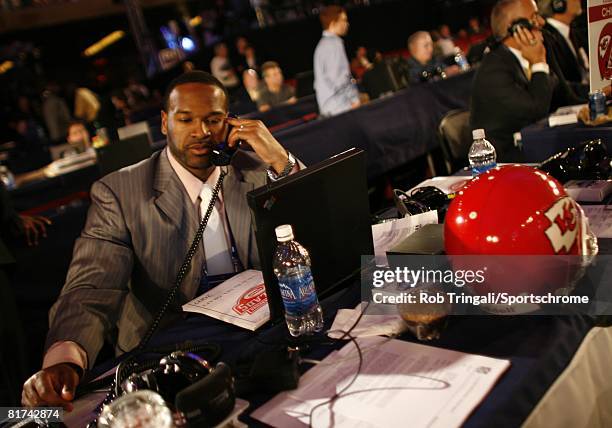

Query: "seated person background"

xmin=257 ymin=61 xmax=297 ymax=112
xmin=0 ymin=182 xmax=51 ymax=404
xmin=65 ymin=119 xmax=91 ymax=152
xmin=21 ymin=71 xmax=302 ymax=409
xmin=540 ymin=0 xmax=589 ymax=100
xmin=230 ymin=69 xmax=261 ymax=115
xmin=210 ymin=43 xmax=240 ymax=92
xmin=435 ymin=24 xmax=458 ymax=57
xmin=15 ymin=120 xmax=93 ymax=186
xmin=405 ymin=31 xmax=460 ymax=84
xmin=350 ymin=46 xmax=374 ymax=81
xmin=470 ymin=0 xmax=553 ymax=162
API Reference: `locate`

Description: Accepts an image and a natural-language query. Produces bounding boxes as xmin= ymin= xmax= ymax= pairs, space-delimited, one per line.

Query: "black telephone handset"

xmin=210 ymin=114 xmax=241 ymax=166
xmin=508 ymin=18 xmax=535 ymax=37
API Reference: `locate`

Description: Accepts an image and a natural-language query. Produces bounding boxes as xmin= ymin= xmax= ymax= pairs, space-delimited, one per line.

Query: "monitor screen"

xmin=247 ymin=148 xmax=373 ymax=321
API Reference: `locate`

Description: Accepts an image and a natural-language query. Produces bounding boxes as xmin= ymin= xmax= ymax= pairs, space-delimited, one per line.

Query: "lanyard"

xmin=198 ymin=191 xmax=244 ymax=294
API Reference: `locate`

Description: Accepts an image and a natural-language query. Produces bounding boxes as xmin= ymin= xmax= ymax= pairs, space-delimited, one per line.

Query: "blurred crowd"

xmin=0 ymin=10 xmax=491 ymax=180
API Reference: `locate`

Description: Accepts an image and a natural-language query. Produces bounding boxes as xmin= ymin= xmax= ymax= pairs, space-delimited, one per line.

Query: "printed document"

xmin=581 ymin=205 xmax=612 ymax=238
xmin=372 ymin=211 xmax=438 ymax=266
xmin=252 ymin=336 xmax=510 ymax=428
xmin=182 ymin=269 xmax=269 ymax=331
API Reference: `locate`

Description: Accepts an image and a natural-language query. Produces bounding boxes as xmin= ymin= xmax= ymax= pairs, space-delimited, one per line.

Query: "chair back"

xmin=438 ymin=109 xmax=472 ymax=173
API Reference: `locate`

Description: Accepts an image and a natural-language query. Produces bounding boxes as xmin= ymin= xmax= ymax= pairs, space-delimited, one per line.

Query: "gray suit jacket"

xmin=46 ymin=149 xmax=268 ymax=368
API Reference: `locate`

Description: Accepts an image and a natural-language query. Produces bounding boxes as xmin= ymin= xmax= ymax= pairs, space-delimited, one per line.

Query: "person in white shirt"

xmin=313 ymin=5 xmax=360 ymax=117
xmin=210 ymin=42 xmax=240 ymax=90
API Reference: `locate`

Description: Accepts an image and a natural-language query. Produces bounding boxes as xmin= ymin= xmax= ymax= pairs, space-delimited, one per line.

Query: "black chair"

xmin=295 ymin=70 xmax=315 ymax=98
xmin=438 ymin=109 xmax=472 ymax=174
xmin=362 ymin=58 xmax=409 ymax=100
xmin=97 ymin=133 xmax=153 ymax=177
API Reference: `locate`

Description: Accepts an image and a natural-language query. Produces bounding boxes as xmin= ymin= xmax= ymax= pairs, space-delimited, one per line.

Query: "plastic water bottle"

xmin=454 ymin=49 xmax=470 ymax=71
xmin=0 ymin=165 xmax=16 ymax=190
xmin=468 ymin=129 xmax=497 ymax=177
xmin=273 ymin=224 xmax=324 ymax=336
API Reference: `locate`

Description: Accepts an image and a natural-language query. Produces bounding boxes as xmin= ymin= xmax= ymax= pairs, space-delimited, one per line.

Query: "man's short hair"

xmin=67 ymin=118 xmax=86 ymax=133
xmin=261 ymin=61 xmax=280 ymax=77
xmin=319 ymin=5 xmax=345 ymax=30
xmin=537 ymin=0 xmax=553 ymax=17
xmin=491 ymin=0 xmax=522 ymax=39
xmin=407 ymin=31 xmax=430 ymax=52
xmin=163 ymin=71 xmax=229 ymax=111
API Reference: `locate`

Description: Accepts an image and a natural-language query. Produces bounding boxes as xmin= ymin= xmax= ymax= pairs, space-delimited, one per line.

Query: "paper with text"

xmin=581 ymin=205 xmax=612 ymax=238
xmin=328 ymin=305 xmax=406 ymax=339
xmin=372 ymin=211 xmax=438 ymax=266
xmin=252 ymin=336 xmax=510 ymax=428
xmin=182 ymin=269 xmax=269 ymax=331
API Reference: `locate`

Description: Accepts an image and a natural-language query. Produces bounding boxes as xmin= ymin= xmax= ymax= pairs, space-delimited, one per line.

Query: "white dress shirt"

xmin=508 ymin=46 xmax=550 ymax=79
xmin=547 ymin=18 xmax=578 ymax=59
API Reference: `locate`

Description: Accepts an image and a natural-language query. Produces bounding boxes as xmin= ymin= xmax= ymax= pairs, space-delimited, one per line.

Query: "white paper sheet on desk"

xmin=182 ymin=269 xmax=269 ymax=331
xmin=581 ymin=205 xmax=612 ymax=238
xmin=251 ymin=336 xmax=510 ymax=428
xmin=410 ymin=176 xmax=472 ymax=194
xmin=327 ymin=305 xmax=406 ymax=339
xmin=372 ymin=211 xmax=438 ymax=266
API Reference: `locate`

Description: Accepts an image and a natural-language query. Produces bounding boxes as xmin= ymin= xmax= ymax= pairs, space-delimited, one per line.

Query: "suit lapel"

xmin=153 ymin=150 xmax=199 ymax=241
xmin=500 ymin=46 xmax=529 ymax=86
xmin=223 ymin=166 xmax=255 ymax=268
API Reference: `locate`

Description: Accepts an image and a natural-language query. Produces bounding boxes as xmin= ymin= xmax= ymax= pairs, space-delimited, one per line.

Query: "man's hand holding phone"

xmin=513 ymin=25 xmax=546 ymax=65
xmin=225 ymin=117 xmax=288 ymax=175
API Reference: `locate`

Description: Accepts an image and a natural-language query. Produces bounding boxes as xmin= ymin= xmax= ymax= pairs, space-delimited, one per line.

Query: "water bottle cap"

xmin=472 ymin=129 xmax=485 ymax=140
xmin=275 ymin=224 xmax=294 ymax=242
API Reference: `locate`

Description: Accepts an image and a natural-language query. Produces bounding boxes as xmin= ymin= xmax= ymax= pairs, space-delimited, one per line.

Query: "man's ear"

xmin=161 ymin=110 xmax=168 ymax=136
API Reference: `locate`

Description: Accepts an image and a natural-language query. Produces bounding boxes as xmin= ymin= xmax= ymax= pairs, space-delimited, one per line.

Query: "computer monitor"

xmin=96 ymin=133 xmax=153 ymax=177
xmin=247 ymin=148 xmax=373 ymax=321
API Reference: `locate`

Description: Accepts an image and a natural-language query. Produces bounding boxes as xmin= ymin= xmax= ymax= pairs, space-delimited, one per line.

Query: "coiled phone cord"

xmin=86 ymin=169 xmax=227 ymax=427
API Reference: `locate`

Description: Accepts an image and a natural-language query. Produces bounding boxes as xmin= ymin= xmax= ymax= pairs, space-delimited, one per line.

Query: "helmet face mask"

xmin=444 ymin=165 xmax=598 ymax=314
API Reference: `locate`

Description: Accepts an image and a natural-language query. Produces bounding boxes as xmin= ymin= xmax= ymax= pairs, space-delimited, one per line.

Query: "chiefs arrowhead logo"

xmin=598 ymin=22 xmax=612 ymax=81
xmin=232 ymin=283 xmax=268 ymax=315
xmin=544 ymin=197 xmax=580 ymax=254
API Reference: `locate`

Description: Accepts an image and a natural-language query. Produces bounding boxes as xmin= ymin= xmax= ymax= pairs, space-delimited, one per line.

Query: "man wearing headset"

xmin=542 ymin=0 xmax=588 ymax=90
xmin=540 ymin=0 xmax=601 ymax=111
xmin=21 ymin=71 xmax=301 ymax=409
xmin=471 ymin=0 xmax=554 ymax=162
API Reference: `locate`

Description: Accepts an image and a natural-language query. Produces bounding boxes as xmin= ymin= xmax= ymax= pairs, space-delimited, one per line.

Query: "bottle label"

xmin=472 ymin=162 xmax=497 ymax=176
xmin=278 ymin=269 xmax=318 ymax=315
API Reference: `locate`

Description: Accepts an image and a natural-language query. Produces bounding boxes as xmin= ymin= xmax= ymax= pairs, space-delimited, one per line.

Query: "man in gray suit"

xmin=22 ymin=71 xmax=299 ymax=409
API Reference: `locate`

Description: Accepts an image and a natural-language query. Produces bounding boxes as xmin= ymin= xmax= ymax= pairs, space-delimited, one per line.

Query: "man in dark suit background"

xmin=541 ymin=0 xmax=587 ymax=84
xmin=471 ymin=0 xmax=553 ymax=162
xmin=21 ymin=71 xmax=300 ymax=409
xmin=541 ymin=0 xmax=589 ymax=100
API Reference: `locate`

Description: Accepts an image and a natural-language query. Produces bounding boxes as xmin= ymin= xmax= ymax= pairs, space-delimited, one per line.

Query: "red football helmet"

xmin=444 ymin=165 xmax=596 ymax=312
xmin=445 ymin=165 xmax=584 ymax=256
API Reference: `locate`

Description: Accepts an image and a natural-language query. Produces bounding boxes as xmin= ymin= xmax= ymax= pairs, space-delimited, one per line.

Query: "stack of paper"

xmin=581 ymin=205 xmax=612 ymax=238
xmin=252 ymin=336 xmax=510 ymax=428
xmin=371 ymin=211 xmax=438 ymax=266
xmin=327 ymin=305 xmax=406 ymax=339
xmin=565 ymin=180 xmax=612 ymax=202
xmin=410 ymin=176 xmax=471 ymax=194
xmin=182 ymin=270 xmax=269 ymax=331
xmin=548 ymin=104 xmax=585 ymax=127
